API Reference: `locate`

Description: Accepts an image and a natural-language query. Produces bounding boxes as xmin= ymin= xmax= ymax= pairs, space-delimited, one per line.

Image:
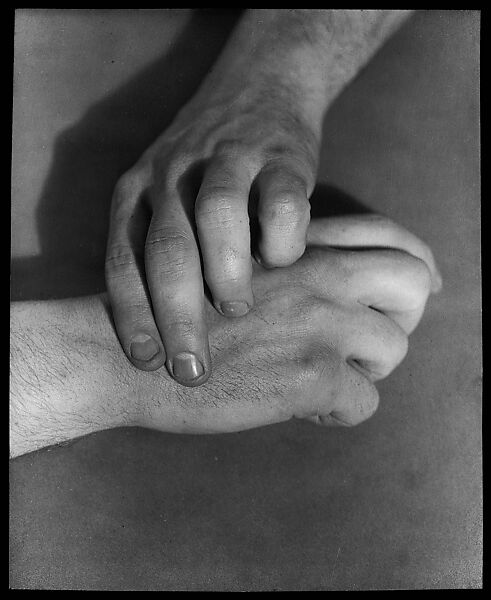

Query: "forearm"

xmin=193 ymin=9 xmax=413 ymax=129
xmin=9 ymin=294 xmax=174 ymax=458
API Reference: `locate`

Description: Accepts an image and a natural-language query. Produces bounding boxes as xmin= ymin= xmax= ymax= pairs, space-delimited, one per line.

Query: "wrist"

xmin=192 ymin=9 xmax=411 ymax=130
xmin=91 ymin=295 xmax=184 ymax=431
xmin=90 ymin=294 xmax=177 ymax=431
xmin=189 ymin=12 xmax=332 ymax=133
xmin=185 ymin=59 xmax=325 ymax=147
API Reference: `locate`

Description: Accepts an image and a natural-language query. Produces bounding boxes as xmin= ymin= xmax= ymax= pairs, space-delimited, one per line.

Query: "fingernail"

xmin=171 ymin=352 xmax=204 ymax=381
xmin=220 ymin=301 xmax=250 ymax=317
xmin=130 ymin=334 xmax=160 ymax=361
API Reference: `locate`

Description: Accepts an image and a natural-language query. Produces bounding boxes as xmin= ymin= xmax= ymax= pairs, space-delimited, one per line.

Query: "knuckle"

xmin=195 ymin=191 xmax=244 ymax=229
xmin=156 ymin=153 xmax=193 ymax=186
xmin=146 ymin=227 xmax=192 ymax=256
xmin=105 ymin=244 xmax=137 ymax=278
xmin=264 ymin=143 xmax=318 ymax=183
xmin=145 ymin=227 xmax=194 ymax=278
xmin=213 ymin=140 xmax=251 ymax=159
xmin=166 ymin=318 xmax=197 ymax=340
xmin=266 ymin=143 xmax=296 ymax=160
xmin=260 ymin=193 xmax=310 ymax=230
xmin=304 ymin=296 xmax=332 ymax=324
xmin=301 ymin=343 xmax=338 ymax=384
xmin=264 ymin=150 xmax=308 ymax=175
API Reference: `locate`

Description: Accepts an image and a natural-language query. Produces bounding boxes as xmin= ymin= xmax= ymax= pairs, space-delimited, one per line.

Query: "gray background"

xmin=10 ymin=9 xmax=481 ymax=590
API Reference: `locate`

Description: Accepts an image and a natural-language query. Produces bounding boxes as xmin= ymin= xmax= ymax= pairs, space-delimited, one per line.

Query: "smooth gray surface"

xmin=10 ymin=10 xmax=481 ymax=590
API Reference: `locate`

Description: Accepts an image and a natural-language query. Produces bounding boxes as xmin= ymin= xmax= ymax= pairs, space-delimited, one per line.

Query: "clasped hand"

xmin=131 ymin=214 xmax=441 ymax=434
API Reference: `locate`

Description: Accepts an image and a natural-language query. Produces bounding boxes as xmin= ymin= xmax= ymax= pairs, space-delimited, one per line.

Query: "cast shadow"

xmin=11 ymin=9 xmax=372 ymax=302
xmin=10 ymin=9 xmax=243 ymax=301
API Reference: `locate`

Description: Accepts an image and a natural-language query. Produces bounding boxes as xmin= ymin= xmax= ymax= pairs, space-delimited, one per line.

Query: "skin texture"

xmin=105 ymin=9 xmax=413 ymax=386
xmin=11 ymin=214 xmax=440 ymax=458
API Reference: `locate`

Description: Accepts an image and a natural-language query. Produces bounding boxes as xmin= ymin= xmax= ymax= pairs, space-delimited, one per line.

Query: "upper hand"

xmin=105 ymin=83 xmax=320 ymax=385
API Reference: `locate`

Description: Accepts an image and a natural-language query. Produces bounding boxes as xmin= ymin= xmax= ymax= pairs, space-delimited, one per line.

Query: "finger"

xmin=304 ymin=352 xmax=380 ymax=427
xmin=195 ymin=157 xmax=254 ymax=317
xmin=307 ymin=214 xmax=442 ymax=293
xmin=256 ymin=163 xmax=311 ymax=268
xmin=145 ymin=190 xmax=210 ymax=387
xmin=301 ymin=247 xmax=432 ymax=334
xmin=105 ymin=175 xmax=166 ymax=371
xmin=346 ymin=250 xmax=432 ymax=334
xmin=316 ymin=303 xmax=409 ymax=382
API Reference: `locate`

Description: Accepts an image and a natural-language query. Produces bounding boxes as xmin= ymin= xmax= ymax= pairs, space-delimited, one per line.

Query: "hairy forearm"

xmin=194 ymin=9 xmax=413 ymax=127
xmin=9 ymin=295 xmax=173 ymax=458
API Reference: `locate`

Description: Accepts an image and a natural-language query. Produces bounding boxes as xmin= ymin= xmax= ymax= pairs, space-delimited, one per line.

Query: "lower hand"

xmin=134 ymin=214 xmax=440 ymax=433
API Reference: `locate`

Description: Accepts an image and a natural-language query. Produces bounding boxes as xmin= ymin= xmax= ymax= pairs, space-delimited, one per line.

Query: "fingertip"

xmin=208 ymin=269 xmax=254 ymax=318
xmin=257 ymin=239 xmax=307 ymax=269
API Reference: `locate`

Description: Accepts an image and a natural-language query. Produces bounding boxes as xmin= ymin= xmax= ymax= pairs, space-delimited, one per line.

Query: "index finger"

xmin=145 ymin=188 xmax=211 ymax=387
